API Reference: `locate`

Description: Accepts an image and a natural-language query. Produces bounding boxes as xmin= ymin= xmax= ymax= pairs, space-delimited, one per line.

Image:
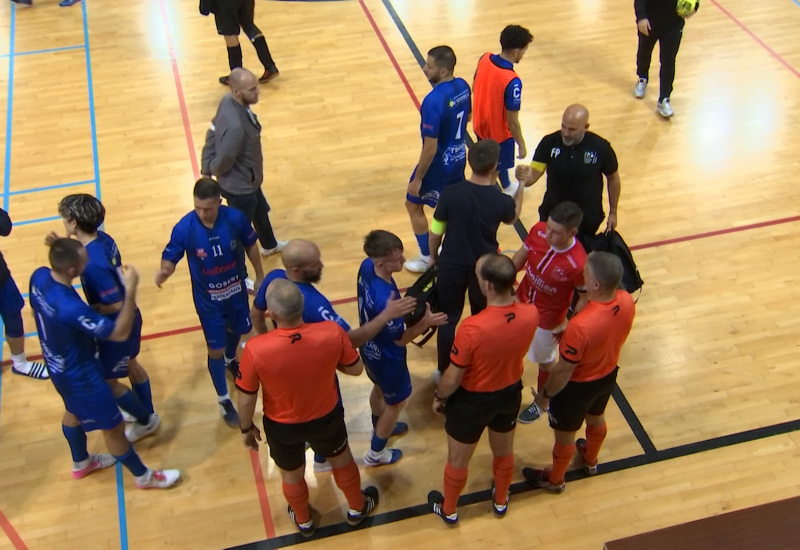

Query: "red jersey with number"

xmin=516 ymin=222 xmax=587 ymax=330
xmin=559 ymin=290 xmax=635 ymax=382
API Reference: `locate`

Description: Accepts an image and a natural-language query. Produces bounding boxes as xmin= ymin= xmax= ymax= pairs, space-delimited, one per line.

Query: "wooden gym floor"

xmin=1 ymin=0 xmax=799 ymax=548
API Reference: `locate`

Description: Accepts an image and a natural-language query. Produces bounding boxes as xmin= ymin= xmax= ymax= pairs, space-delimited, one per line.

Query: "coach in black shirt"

xmin=522 ymin=104 xmax=620 ymax=246
xmin=428 ymin=139 xmax=528 ymax=378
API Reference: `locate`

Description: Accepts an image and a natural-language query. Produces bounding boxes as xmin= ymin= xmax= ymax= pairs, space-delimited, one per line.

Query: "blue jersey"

xmin=490 ymin=54 xmax=522 ymax=112
xmin=162 ymin=206 xmax=257 ymax=315
xmin=254 ymin=269 xmax=351 ymax=331
xmin=420 ymin=77 xmax=472 ymax=186
xmin=82 ymin=231 xmax=125 ymax=317
xmin=29 ymin=267 xmax=113 ymax=391
xmin=357 ymin=258 xmax=405 ymax=369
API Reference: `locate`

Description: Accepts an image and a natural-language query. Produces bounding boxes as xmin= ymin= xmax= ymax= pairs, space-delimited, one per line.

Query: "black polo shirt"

xmin=434 ymin=180 xmax=516 ymax=270
xmin=533 ymin=130 xmax=618 ymax=233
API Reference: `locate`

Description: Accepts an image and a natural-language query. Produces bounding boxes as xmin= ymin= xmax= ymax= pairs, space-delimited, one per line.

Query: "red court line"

xmin=0 ymin=508 xmax=27 ymax=550
xmin=709 ymin=0 xmax=800 ymax=80
xmin=249 ymin=450 xmax=276 ymax=539
xmin=358 ymin=0 xmax=422 ymax=111
xmin=158 ymin=0 xmax=200 ymax=180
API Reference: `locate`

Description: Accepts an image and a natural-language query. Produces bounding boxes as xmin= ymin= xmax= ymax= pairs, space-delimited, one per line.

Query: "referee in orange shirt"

xmin=428 ymin=254 xmax=539 ymax=524
xmin=522 ymin=251 xmax=635 ymax=491
xmin=236 ymin=279 xmax=378 ymax=537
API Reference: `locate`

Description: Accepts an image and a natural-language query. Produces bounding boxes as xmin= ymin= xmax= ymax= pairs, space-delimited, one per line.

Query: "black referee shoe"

xmin=428 ymin=490 xmax=458 ymax=525
xmin=288 ymin=505 xmax=315 ymax=538
xmin=346 ymin=486 xmax=379 ymax=526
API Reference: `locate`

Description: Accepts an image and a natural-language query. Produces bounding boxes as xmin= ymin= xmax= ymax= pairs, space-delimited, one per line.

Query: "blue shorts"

xmin=0 ymin=275 xmax=25 ymax=338
xmin=199 ymin=306 xmax=252 ymax=350
xmin=497 ymin=137 xmax=515 ymax=170
xmin=365 ymin=360 xmax=412 ymax=405
xmin=98 ymin=310 xmax=143 ymax=379
xmin=54 ymin=375 xmax=123 ymax=432
xmin=406 ymin=166 xmax=461 ymax=208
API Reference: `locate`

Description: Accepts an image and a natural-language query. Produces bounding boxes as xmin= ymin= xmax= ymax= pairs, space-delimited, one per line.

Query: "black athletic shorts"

xmin=214 ymin=0 xmax=255 ymax=36
xmin=444 ymin=381 xmax=523 ymax=444
xmin=263 ymin=404 xmax=348 ymax=471
xmin=548 ymin=367 xmax=618 ymax=432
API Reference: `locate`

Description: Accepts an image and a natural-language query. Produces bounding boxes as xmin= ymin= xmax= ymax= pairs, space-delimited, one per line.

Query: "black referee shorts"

xmin=262 ymin=404 xmax=349 ymax=471
xmin=444 ymin=381 xmax=523 ymax=444
xmin=548 ymin=367 xmax=618 ymax=432
xmin=213 ymin=0 xmax=255 ymax=36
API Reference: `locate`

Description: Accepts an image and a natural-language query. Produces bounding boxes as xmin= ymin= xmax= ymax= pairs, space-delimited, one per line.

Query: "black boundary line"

xmin=227 ymin=1 xmax=800 ymax=548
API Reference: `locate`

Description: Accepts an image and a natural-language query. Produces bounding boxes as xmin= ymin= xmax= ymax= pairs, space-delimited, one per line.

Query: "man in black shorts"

xmin=236 ymin=279 xmax=378 ymax=537
xmin=429 ymin=139 xmax=530 ymax=381
xmin=428 ymin=254 xmax=539 ymax=524
xmin=212 ymin=0 xmax=279 ymax=85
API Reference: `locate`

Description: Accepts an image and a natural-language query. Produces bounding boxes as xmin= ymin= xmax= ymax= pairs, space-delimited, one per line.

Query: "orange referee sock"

xmin=443 ymin=463 xmax=468 ymax=516
xmin=549 ymin=442 xmax=575 ymax=485
xmin=584 ymin=423 xmax=607 ymax=465
xmin=537 ymin=370 xmax=550 ymax=391
xmin=492 ymin=455 xmax=514 ymax=504
xmin=332 ymin=460 xmax=365 ymax=511
xmin=282 ymin=480 xmax=310 ymax=523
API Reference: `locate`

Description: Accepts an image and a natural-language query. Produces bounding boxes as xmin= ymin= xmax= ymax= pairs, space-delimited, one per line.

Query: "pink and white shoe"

xmin=135 ymin=469 xmax=181 ymax=489
xmin=72 ymin=453 xmax=116 ymax=479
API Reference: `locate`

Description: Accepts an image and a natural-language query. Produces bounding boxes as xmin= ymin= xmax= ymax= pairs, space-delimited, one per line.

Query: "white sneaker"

xmin=502 ymin=180 xmax=519 ymax=196
xmin=135 ymin=468 xmax=181 ymax=489
xmin=404 ymin=255 xmax=431 ymax=273
xmin=245 ymin=278 xmax=255 ymax=293
xmin=260 ymin=240 xmax=288 ymax=256
xmin=633 ymin=78 xmax=647 ymax=98
xmin=125 ymin=413 xmax=161 ymax=443
xmin=313 ymin=460 xmax=332 ymax=473
xmin=656 ymin=98 xmax=674 ymax=118
xmin=72 ymin=453 xmax=116 ymax=479
xmin=364 ymin=447 xmax=402 ymax=467
xmin=119 ymin=408 xmax=136 ymax=423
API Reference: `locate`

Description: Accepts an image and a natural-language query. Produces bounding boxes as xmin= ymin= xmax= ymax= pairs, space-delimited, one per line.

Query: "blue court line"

xmin=115 ymin=463 xmax=129 ymax=550
xmin=8 ymin=179 xmax=96 ymax=196
xmin=82 ymin=0 xmax=101 ymax=201
xmin=0 ymin=44 xmax=85 ymax=58
xmin=794 ymin=0 xmax=800 ymax=8
xmin=3 ymin=4 xmax=16 ymax=214
xmin=14 ymin=215 xmax=60 ymax=226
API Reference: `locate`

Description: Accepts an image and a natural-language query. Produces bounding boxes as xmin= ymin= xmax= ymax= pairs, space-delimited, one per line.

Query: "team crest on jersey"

xmin=196 ymin=248 xmax=207 ymax=258
xmin=550 ymin=148 xmax=561 ymax=158
xmin=552 ymin=266 xmax=568 ymax=281
xmin=584 ymin=151 xmax=598 ymax=164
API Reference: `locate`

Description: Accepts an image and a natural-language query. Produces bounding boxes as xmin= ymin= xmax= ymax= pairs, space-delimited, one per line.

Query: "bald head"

xmin=228 ymin=68 xmax=260 ymax=107
xmin=561 ymin=104 xmax=590 ymax=146
xmin=282 ymin=239 xmax=323 ymax=284
xmin=265 ymin=279 xmax=304 ymax=324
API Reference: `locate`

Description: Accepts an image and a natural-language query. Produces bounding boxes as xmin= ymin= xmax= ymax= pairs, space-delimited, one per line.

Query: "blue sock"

xmin=370 ymin=433 xmax=389 ymax=453
xmin=371 ymin=414 xmax=379 ymax=429
xmin=314 ymin=453 xmax=326 ymax=464
xmin=132 ymin=380 xmax=154 ymax=415
xmin=224 ymin=331 xmax=240 ymax=362
xmin=116 ymin=389 xmax=150 ymax=425
xmin=208 ymin=356 xmax=228 ymax=397
xmin=62 ymin=424 xmax=89 ymax=463
xmin=113 ymin=445 xmax=148 ymax=477
xmin=415 ymin=233 xmax=430 ymax=256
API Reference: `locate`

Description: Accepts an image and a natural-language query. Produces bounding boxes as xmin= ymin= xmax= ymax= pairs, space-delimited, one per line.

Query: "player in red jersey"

xmin=512 ymin=202 xmax=588 ymax=423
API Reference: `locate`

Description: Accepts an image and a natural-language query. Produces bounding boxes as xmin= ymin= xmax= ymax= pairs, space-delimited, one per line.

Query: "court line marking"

xmin=13 ymin=215 xmax=60 ymax=226
xmin=82 ymin=0 xmax=101 ymax=201
xmin=0 ymin=506 xmax=27 ymax=550
xmin=2 ymin=3 xmax=16 ymax=213
xmin=8 ymin=179 xmax=95 ymax=196
xmin=0 ymin=44 xmax=85 ymax=57
xmin=249 ymin=450 xmax=277 ymax=539
xmin=709 ymin=0 xmax=800 ymax=80
xmin=115 ymin=463 xmax=129 ymax=550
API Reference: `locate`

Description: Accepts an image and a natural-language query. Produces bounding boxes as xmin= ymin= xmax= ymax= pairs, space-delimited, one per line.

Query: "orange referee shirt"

xmin=450 ymin=302 xmax=539 ymax=392
xmin=559 ymin=290 xmax=635 ymax=382
xmin=236 ymin=321 xmax=360 ymax=424
xmin=472 ymin=52 xmax=519 ymax=143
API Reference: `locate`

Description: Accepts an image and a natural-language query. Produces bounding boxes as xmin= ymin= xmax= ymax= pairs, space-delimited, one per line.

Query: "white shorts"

xmin=527 ymin=327 xmax=557 ymax=365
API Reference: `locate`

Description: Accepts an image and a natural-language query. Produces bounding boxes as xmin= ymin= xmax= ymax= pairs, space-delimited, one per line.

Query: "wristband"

xmin=240 ymin=424 xmax=254 ymax=434
xmin=434 ymin=389 xmax=448 ymax=401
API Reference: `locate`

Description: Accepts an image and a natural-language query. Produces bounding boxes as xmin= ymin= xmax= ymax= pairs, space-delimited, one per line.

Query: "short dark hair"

xmin=468 ymin=139 xmax=500 ymax=175
xmin=500 ymin=25 xmax=533 ymax=51
xmin=49 ymin=238 xmax=84 ymax=274
xmin=427 ymin=45 xmax=456 ymax=72
xmin=549 ymin=202 xmax=583 ymax=230
xmin=193 ymin=177 xmax=221 ymax=200
xmin=58 ymin=194 xmax=105 ymax=234
xmin=479 ymin=253 xmax=517 ymax=293
xmin=364 ymin=230 xmax=403 ymax=259
xmin=586 ymin=251 xmax=623 ymax=291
